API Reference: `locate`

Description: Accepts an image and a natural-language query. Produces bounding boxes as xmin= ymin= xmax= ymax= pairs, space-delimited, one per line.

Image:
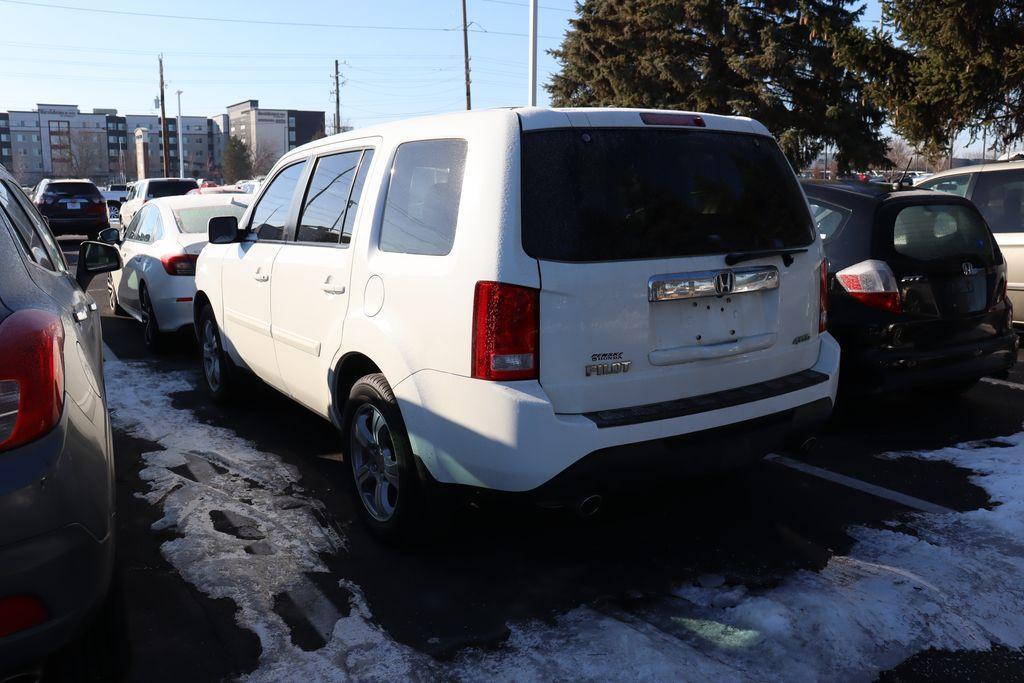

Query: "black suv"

xmin=32 ymin=178 xmax=109 ymax=240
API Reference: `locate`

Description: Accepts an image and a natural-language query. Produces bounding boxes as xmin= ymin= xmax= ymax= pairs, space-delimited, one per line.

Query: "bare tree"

xmin=250 ymin=146 xmax=278 ymax=176
xmin=69 ymin=131 xmax=108 ymax=180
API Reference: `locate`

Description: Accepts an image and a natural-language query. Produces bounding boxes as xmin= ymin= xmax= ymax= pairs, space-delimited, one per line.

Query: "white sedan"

xmin=106 ymin=194 xmax=248 ymax=348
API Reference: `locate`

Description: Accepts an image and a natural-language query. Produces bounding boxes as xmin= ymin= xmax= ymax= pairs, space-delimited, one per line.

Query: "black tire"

xmin=198 ymin=305 xmax=234 ymax=402
xmin=139 ymin=285 xmax=163 ymax=352
xmin=344 ymin=373 xmax=433 ymax=542
xmin=107 ymin=274 xmax=127 ymax=316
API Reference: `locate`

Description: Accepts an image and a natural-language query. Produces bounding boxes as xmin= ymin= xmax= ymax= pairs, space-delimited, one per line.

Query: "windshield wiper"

xmin=725 ymin=247 xmax=809 ymax=267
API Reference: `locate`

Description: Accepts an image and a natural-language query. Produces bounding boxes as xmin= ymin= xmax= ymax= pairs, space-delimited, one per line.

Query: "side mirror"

xmin=208 ymin=215 xmax=239 ymax=244
xmin=98 ymin=227 xmax=121 ymax=245
xmin=76 ymin=241 xmax=122 ymax=289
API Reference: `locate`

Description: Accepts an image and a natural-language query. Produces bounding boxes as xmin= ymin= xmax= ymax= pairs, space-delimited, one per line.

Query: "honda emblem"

xmin=715 ymin=270 xmax=735 ymax=296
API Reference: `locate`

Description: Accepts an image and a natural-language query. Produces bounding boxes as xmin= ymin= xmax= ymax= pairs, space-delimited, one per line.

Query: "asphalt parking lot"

xmin=43 ymin=235 xmax=1024 ymax=681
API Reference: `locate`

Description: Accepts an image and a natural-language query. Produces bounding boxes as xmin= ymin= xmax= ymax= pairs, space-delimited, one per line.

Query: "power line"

xmin=0 ymin=0 xmax=561 ymax=38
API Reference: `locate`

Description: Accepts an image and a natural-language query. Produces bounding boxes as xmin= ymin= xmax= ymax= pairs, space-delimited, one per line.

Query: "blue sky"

xmin=7 ymin=0 xmax=982 ymax=155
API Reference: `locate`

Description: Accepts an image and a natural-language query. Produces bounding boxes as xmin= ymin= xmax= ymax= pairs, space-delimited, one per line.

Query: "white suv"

xmin=194 ymin=107 xmax=840 ymax=538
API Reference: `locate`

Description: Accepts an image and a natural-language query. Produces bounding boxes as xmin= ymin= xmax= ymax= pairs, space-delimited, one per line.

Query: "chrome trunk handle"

xmin=648 ymin=266 xmax=779 ymax=302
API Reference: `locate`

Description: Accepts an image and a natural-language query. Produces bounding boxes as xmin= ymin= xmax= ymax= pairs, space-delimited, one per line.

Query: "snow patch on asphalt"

xmin=107 ymin=356 xmax=1024 ymax=681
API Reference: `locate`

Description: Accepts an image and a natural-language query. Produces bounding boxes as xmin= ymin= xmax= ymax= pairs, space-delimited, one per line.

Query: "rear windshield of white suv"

xmin=521 ymin=129 xmax=814 ymax=261
xmin=147 ymin=180 xmax=198 ymax=199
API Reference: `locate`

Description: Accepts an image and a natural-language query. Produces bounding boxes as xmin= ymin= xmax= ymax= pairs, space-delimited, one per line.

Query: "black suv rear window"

xmin=521 ymin=129 xmax=814 ymax=261
xmin=45 ymin=182 xmax=100 ymax=198
xmin=147 ymin=180 xmax=198 ymax=199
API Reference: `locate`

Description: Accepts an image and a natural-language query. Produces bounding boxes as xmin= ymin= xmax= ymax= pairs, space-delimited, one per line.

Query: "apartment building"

xmin=2 ymin=101 xmax=325 ymax=185
xmin=227 ymin=99 xmax=324 ymax=173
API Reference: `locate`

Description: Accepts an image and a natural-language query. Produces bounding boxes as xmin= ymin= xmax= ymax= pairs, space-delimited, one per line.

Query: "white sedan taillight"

xmin=835 ymin=259 xmax=901 ymax=313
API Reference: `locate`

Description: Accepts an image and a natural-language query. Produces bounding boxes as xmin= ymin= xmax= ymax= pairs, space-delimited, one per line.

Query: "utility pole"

xmin=461 ymin=0 xmax=471 ymax=110
xmin=333 ymin=59 xmax=341 ymax=135
xmin=175 ymin=90 xmax=184 ymax=178
xmin=527 ymin=0 xmax=538 ymax=106
xmin=158 ymin=54 xmax=170 ymax=177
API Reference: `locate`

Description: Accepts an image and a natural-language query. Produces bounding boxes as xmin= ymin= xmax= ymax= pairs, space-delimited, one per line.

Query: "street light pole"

xmin=527 ymin=0 xmax=538 ymax=106
xmin=175 ymin=90 xmax=184 ymax=178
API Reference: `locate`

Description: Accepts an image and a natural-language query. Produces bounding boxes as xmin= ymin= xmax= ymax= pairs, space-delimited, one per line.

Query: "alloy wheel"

xmin=349 ymin=404 xmax=400 ymax=522
xmin=201 ymin=319 xmax=221 ymax=393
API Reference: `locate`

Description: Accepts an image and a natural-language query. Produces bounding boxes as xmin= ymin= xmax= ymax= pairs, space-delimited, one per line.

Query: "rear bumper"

xmin=0 ymin=402 xmax=115 ymax=672
xmin=394 ymin=333 xmax=840 ymax=492
xmin=45 ymin=216 xmax=109 ymax=234
xmin=847 ymin=330 xmax=1018 ymax=393
xmin=152 ymin=278 xmax=198 ymax=333
xmin=0 ymin=524 xmax=114 ymax=673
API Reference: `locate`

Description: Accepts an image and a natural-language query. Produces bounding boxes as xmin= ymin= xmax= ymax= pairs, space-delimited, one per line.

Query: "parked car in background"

xmin=117 ymin=177 xmax=199 ymax=229
xmin=194 ymin=107 xmax=839 ymax=539
xmin=0 ymin=164 xmax=121 ymax=675
xmin=804 ymin=181 xmax=1017 ymax=395
xmin=31 ymin=178 xmax=109 ymax=240
xmin=101 ymin=183 xmax=129 ymax=224
xmin=918 ymin=161 xmax=1024 ymax=327
xmin=233 ymin=179 xmax=261 ymax=194
xmin=107 ymin=194 xmax=248 ymax=349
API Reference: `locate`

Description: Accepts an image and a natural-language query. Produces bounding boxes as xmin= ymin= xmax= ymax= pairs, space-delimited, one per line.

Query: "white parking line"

xmin=764 ymin=454 xmax=957 ymax=515
xmin=982 ymin=377 xmax=1024 ymax=390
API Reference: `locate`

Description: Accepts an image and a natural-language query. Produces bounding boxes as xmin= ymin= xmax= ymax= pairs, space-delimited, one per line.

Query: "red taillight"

xmin=471 ymin=281 xmax=539 ymax=381
xmin=0 ymin=310 xmax=65 ymax=453
xmin=819 ymin=259 xmax=829 ymax=332
xmin=0 ymin=596 xmax=48 ymax=637
xmin=836 ymin=259 xmax=901 ymax=313
xmin=87 ymin=201 xmax=106 ymax=214
xmin=640 ymin=112 xmax=706 ymax=127
xmin=161 ymin=253 xmax=198 ymax=276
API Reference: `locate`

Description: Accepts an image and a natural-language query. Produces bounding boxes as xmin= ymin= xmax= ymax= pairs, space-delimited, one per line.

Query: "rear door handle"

xmin=322 ymin=279 xmax=345 ymax=295
xmin=253 ymin=272 xmax=269 ymax=282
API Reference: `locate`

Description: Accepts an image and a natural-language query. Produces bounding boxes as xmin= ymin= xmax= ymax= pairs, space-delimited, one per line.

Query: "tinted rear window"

xmin=45 ymin=182 xmax=100 ymax=198
xmin=147 ymin=180 xmax=198 ymax=199
xmin=892 ymin=204 xmax=997 ymax=265
xmin=522 ymin=129 xmax=814 ymax=261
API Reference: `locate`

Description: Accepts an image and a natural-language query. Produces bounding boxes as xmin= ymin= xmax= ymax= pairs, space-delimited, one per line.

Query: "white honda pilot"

xmin=194 ymin=107 xmax=840 ymax=538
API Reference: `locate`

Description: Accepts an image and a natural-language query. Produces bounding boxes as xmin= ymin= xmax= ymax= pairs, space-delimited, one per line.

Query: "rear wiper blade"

xmin=725 ymin=247 xmax=809 ymax=267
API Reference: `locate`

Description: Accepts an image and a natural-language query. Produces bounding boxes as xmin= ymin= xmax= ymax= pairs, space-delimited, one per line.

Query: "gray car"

xmin=0 ymin=164 xmax=121 ymax=674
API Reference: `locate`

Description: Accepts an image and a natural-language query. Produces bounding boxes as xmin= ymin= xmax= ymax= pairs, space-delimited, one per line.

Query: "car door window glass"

xmin=129 ymin=206 xmax=157 ymax=243
xmin=0 ymin=180 xmax=55 ymax=270
xmin=123 ymin=209 xmax=144 ymax=241
xmin=807 ymin=200 xmax=852 ymax=242
xmin=919 ymin=174 xmax=971 ymax=197
xmin=5 ymin=180 xmax=67 ymax=271
xmin=249 ymin=162 xmax=305 ymax=241
xmin=342 ymin=150 xmax=374 ymax=244
xmin=297 ymin=150 xmax=362 ymax=245
xmin=971 ymin=170 xmax=1024 ymax=233
xmin=379 ymin=140 xmax=467 ymax=256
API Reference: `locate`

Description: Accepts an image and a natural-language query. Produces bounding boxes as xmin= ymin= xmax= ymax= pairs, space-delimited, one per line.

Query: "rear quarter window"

xmin=379 ymin=139 xmax=467 ymax=256
xmin=521 ymin=128 xmax=814 ymax=262
xmin=807 ymin=199 xmax=852 ymax=242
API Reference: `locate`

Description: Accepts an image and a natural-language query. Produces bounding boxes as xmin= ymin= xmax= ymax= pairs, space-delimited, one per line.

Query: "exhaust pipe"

xmin=577 ymin=494 xmax=603 ymax=518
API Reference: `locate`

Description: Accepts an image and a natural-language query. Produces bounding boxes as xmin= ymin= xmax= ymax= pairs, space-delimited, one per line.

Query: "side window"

xmin=919 ymin=174 xmax=971 ymax=198
xmin=123 ymin=208 xmax=144 ymax=241
xmin=129 ymin=206 xmax=158 ymax=243
xmin=807 ymin=199 xmax=852 ymax=242
xmin=249 ymin=163 xmax=305 ymax=241
xmin=971 ymin=170 xmax=1024 ymax=233
xmin=0 ymin=180 xmax=56 ymax=270
xmin=296 ymin=150 xmax=363 ymax=245
xmin=379 ymin=139 xmax=467 ymax=256
xmin=342 ymin=150 xmax=374 ymax=243
xmin=4 ymin=180 xmax=67 ymax=271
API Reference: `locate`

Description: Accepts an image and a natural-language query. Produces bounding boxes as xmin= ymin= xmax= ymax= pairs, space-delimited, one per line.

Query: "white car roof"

xmin=284 ymin=106 xmax=773 ymax=161
xmin=926 ymin=159 xmax=1024 ymax=180
xmin=150 ymin=194 xmax=250 ymax=212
